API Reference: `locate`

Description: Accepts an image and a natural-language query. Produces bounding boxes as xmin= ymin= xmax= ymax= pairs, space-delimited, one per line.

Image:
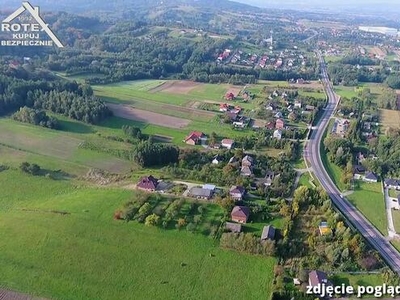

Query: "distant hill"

xmin=0 ymin=0 xmax=258 ymax=14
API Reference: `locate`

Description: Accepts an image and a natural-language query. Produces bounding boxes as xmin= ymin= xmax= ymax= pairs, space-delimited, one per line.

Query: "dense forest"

xmin=0 ymin=67 xmax=111 ymax=124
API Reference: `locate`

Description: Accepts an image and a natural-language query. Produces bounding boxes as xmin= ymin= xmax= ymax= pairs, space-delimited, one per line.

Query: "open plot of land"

xmin=0 ymin=118 xmax=131 ymax=175
xmin=380 ymin=109 xmax=400 ymax=129
xmin=392 ymin=209 xmax=400 ymax=234
xmin=347 ymin=182 xmax=387 ymax=235
xmin=334 ymin=86 xmax=359 ymax=99
xmin=0 ymin=170 xmax=276 ymax=300
xmin=151 ymin=80 xmax=202 ymax=94
xmin=369 ymin=46 xmax=387 ymax=59
xmin=289 ymin=81 xmax=323 ymax=89
xmin=108 ymin=103 xmax=191 ymax=129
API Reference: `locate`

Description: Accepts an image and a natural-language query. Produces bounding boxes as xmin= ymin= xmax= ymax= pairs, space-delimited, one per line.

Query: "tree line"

xmin=0 ymin=71 xmax=111 ymax=124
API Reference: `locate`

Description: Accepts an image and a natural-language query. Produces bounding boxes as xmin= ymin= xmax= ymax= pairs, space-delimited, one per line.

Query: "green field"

xmin=392 ymin=210 xmax=400 ymax=233
xmin=331 ymin=273 xmax=384 ymax=293
xmin=320 ymin=120 xmax=346 ymax=191
xmin=0 ymin=170 xmax=276 ymax=300
xmin=334 ymin=86 xmax=359 ymax=99
xmin=347 ymin=182 xmax=387 ymax=235
xmin=0 ymin=118 xmax=133 ymax=175
xmin=298 ymin=172 xmax=315 ymax=189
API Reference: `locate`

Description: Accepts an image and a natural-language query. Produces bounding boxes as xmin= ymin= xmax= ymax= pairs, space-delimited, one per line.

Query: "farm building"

xmin=261 ymin=225 xmax=276 ymax=241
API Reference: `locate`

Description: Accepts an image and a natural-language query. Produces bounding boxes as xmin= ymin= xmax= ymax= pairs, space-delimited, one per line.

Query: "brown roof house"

xmin=229 ymin=186 xmax=246 ymax=201
xmin=308 ymin=270 xmax=333 ymax=298
xmin=137 ymin=176 xmax=159 ymax=192
xmin=231 ymin=206 xmax=250 ymax=223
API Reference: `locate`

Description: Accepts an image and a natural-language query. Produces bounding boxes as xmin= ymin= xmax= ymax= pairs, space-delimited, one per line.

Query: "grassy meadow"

xmin=347 ymin=182 xmax=387 ymax=235
xmin=0 ymin=169 xmax=276 ymax=300
xmin=0 ymin=117 xmax=133 ymax=175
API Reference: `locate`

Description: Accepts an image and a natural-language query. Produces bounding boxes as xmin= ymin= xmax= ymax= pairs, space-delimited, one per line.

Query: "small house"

xmin=212 ymin=155 xmax=223 ymax=165
xmin=318 ymin=221 xmax=332 ymax=236
xmin=363 ymin=171 xmax=378 ymax=183
xmin=273 ymin=129 xmax=282 ymax=140
xmin=225 ymin=92 xmax=235 ymax=101
xmin=184 ymin=131 xmax=205 ymax=146
xmin=231 ymin=206 xmax=250 ymax=223
xmin=229 ymin=185 xmax=246 ymax=201
xmin=275 ymin=118 xmax=285 ymax=129
xmin=308 ymin=270 xmax=332 ymax=289
xmin=385 ymin=178 xmax=400 ymax=190
xmin=261 ymin=225 xmax=276 ymax=241
xmin=294 ymin=100 xmax=302 ymax=108
xmin=137 ymin=176 xmax=159 ymax=192
xmin=240 ymin=165 xmax=253 ymax=177
xmin=242 ymin=155 xmax=254 ymax=167
xmin=221 ymin=139 xmax=235 ymax=150
xmin=353 ymin=165 xmax=366 ymax=180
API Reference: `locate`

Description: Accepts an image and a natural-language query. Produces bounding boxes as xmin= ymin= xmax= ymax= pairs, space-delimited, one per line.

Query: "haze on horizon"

xmin=235 ymin=0 xmax=400 ymax=14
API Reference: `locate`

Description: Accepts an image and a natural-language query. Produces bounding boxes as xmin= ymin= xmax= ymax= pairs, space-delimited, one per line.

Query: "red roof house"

xmin=184 ymin=131 xmax=204 ymax=145
xmin=137 ymin=176 xmax=159 ymax=191
xmin=225 ymin=92 xmax=235 ymax=101
xmin=231 ymin=206 xmax=250 ymax=223
xmin=275 ymin=118 xmax=285 ymax=129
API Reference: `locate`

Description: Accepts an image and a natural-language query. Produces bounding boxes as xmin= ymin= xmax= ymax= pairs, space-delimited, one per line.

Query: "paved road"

xmin=308 ymin=51 xmax=400 ymax=275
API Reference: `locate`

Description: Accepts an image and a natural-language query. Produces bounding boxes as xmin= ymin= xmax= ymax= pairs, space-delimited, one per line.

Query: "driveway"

xmin=173 ymin=181 xmax=202 ymax=197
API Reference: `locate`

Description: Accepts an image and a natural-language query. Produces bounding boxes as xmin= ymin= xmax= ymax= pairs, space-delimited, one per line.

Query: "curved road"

xmin=308 ymin=51 xmax=400 ymax=275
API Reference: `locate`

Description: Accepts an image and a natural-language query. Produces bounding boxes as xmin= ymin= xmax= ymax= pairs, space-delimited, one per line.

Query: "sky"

xmin=234 ymin=0 xmax=400 ymax=13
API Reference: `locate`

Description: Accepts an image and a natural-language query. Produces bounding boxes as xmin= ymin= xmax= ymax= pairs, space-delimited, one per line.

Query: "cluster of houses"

xmin=257 ymin=49 xmax=308 ymax=71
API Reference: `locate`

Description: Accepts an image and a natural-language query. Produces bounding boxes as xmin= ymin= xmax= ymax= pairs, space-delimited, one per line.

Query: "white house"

xmin=294 ymin=100 xmax=302 ymax=108
xmin=273 ymin=129 xmax=282 ymax=140
xmin=363 ymin=171 xmax=378 ymax=183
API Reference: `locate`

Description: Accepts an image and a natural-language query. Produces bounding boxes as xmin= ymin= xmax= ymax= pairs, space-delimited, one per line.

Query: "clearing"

xmin=380 ymin=109 xmax=400 ymax=130
xmin=108 ymin=103 xmax=191 ymax=129
xmin=0 ymin=170 xmax=276 ymax=300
